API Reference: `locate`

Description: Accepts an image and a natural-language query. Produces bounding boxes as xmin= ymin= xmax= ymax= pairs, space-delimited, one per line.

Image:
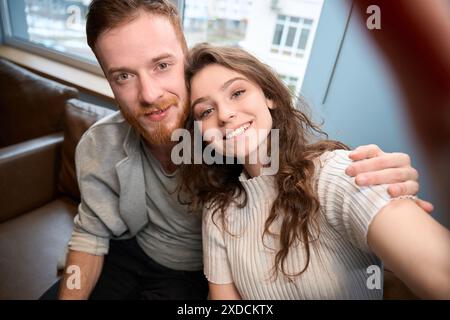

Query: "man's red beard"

xmin=121 ymin=97 xmax=190 ymax=145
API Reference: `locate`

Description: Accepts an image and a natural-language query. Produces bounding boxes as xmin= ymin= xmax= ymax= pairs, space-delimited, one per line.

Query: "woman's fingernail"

xmin=346 ymin=166 xmax=355 ymax=176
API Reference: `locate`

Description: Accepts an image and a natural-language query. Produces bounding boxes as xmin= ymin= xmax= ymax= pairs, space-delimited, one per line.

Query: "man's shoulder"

xmin=76 ymin=111 xmax=134 ymax=164
xmin=86 ymin=110 xmax=128 ymax=137
xmin=79 ymin=111 xmax=130 ymax=147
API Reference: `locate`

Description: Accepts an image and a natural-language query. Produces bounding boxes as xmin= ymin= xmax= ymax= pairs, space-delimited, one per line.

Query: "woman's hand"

xmin=345 ymin=144 xmax=433 ymax=213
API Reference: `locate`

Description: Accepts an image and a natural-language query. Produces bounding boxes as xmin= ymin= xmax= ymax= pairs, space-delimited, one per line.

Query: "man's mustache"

xmin=142 ymin=97 xmax=178 ymax=113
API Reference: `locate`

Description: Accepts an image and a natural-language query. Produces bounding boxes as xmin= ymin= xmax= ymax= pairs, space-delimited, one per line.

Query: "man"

xmin=46 ymin=0 xmax=431 ymax=300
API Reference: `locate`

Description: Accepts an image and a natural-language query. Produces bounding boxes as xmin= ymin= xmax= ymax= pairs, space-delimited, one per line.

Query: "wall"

xmin=302 ymin=0 xmax=446 ymax=226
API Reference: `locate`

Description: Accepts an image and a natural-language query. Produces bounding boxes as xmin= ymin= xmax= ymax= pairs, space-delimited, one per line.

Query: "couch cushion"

xmin=0 ymin=197 xmax=77 ymax=299
xmin=0 ymin=133 xmax=63 ymax=223
xmin=0 ymin=59 xmax=78 ymax=147
xmin=58 ymin=99 xmax=114 ymax=201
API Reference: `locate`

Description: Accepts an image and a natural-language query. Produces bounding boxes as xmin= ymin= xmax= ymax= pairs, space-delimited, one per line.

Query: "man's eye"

xmin=158 ymin=63 xmax=169 ymax=70
xmin=116 ymin=73 xmax=131 ymax=82
xmin=231 ymin=89 xmax=245 ymax=99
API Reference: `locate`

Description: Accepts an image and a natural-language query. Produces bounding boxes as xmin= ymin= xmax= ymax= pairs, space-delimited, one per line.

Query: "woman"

xmin=179 ymin=44 xmax=450 ymax=299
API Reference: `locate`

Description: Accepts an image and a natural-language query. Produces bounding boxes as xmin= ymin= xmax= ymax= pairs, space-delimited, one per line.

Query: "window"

xmin=183 ymin=0 xmax=252 ymax=47
xmin=279 ymin=74 xmax=299 ymax=94
xmin=1 ymin=0 xmax=97 ymax=72
xmin=1 ymin=0 xmax=324 ymax=93
xmin=23 ymin=0 xmax=93 ymax=59
xmin=270 ymin=14 xmax=313 ymax=58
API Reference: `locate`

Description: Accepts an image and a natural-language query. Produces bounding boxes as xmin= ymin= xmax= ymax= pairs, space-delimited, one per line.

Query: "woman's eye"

xmin=199 ymin=108 xmax=213 ymax=119
xmin=231 ymin=89 xmax=245 ymax=99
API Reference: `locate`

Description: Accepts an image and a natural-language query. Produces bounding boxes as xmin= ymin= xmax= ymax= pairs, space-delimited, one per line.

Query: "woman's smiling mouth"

xmin=224 ymin=121 xmax=252 ymax=140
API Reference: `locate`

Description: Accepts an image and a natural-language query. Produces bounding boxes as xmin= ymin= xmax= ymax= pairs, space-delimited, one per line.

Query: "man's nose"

xmin=138 ymin=75 xmax=164 ymax=105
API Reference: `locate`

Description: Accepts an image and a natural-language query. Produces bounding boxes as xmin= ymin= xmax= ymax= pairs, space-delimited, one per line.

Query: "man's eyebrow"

xmin=107 ymin=53 xmax=175 ymax=78
xmin=150 ymin=53 xmax=175 ymax=64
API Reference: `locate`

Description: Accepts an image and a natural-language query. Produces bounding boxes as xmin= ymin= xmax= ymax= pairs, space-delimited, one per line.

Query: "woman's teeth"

xmin=225 ymin=122 xmax=251 ymax=140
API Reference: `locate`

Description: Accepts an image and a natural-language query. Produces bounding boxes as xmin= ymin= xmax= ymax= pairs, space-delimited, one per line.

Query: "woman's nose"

xmin=217 ymin=105 xmax=237 ymax=126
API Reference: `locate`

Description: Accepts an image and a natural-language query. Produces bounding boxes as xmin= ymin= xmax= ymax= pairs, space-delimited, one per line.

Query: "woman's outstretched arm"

xmin=208 ymin=282 xmax=242 ymax=300
xmin=368 ymin=199 xmax=450 ymax=299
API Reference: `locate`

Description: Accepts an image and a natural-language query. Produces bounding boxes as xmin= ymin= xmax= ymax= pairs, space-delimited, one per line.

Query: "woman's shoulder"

xmin=312 ymin=149 xmax=353 ymax=184
xmin=313 ymin=149 xmax=392 ymax=252
xmin=312 ymin=148 xmax=380 ymax=217
xmin=316 ymin=149 xmax=353 ymax=169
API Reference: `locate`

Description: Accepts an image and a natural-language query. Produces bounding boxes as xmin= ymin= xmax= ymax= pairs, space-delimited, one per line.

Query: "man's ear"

xmin=266 ymin=98 xmax=275 ymax=110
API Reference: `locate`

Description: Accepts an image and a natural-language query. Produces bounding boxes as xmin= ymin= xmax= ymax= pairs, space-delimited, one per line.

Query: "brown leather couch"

xmin=0 ymin=58 xmax=113 ymax=299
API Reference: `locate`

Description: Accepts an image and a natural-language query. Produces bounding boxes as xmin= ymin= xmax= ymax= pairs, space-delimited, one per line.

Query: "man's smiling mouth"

xmin=144 ymin=105 xmax=173 ymax=122
xmin=145 ymin=105 xmax=172 ymax=116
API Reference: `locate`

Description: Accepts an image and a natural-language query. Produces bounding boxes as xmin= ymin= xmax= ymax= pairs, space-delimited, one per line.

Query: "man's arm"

xmin=368 ymin=199 xmax=450 ymax=299
xmin=58 ymin=250 xmax=104 ymax=300
xmin=345 ymin=144 xmax=434 ymax=212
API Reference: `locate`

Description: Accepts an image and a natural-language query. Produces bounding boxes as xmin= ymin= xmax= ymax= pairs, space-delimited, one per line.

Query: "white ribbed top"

xmin=203 ymin=150 xmax=393 ymax=299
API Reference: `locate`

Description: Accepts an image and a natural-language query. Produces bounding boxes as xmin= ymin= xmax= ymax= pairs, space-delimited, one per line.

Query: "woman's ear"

xmin=266 ymin=98 xmax=275 ymax=110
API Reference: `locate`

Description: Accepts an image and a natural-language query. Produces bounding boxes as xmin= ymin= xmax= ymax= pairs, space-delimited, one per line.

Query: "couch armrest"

xmin=0 ymin=133 xmax=64 ymax=222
